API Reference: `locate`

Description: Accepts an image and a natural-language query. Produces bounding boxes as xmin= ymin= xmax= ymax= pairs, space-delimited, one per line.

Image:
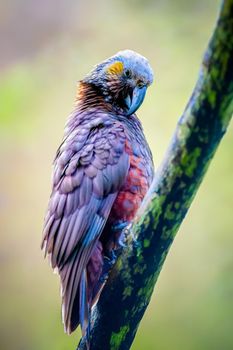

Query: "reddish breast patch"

xmin=110 ymin=140 xmax=150 ymax=222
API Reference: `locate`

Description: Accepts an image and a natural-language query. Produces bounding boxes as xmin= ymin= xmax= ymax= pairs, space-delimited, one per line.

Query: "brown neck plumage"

xmin=75 ymin=81 xmax=112 ymax=113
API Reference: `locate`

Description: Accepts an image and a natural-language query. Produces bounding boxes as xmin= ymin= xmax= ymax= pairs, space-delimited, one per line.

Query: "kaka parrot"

xmin=42 ymin=50 xmax=154 ymax=340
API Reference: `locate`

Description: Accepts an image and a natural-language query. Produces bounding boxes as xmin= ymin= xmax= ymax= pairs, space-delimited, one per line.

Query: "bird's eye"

xmin=137 ymin=80 xmax=144 ymax=88
xmin=125 ymin=69 xmax=131 ymax=78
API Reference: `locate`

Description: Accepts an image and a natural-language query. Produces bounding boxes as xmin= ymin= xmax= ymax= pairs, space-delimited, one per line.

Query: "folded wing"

xmin=42 ymin=116 xmax=129 ymax=333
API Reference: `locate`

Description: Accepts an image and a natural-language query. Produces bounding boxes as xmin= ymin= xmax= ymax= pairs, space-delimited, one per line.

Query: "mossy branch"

xmin=77 ymin=1 xmax=233 ymax=349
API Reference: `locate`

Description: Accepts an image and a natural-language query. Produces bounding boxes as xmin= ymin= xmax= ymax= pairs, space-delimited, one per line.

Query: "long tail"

xmin=60 ymin=240 xmax=104 ymax=338
xmin=79 ymin=270 xmax=90 ymax=341
xmin=60 ymin=262 xmax=92 ymax=337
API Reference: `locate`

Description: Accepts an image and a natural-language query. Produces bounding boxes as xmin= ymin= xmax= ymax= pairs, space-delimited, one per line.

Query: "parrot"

xmin=41 ymin=49 xmax=154 ymax=341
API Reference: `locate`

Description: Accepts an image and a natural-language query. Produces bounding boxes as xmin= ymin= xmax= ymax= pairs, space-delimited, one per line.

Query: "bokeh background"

xmin=1 ymin=1 xmax=232 ymax=349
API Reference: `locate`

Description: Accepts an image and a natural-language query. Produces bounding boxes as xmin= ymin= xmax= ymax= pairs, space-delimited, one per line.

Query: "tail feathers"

xmin=61 ymin=269 xmax=91 ymax=350
xmin=79 ymin=270 xmax=90 ymax=338
xmin=60 ymin=252 xmax=91 ymax=335
xmin=60 ymin=240 xmax=104 ymax=338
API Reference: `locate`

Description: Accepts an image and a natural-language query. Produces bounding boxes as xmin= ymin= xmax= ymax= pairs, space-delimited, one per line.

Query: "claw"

xmin=112 ymin=221 xmax=129 ymax=232
xmin=107 ymin=250 xmax=117 ymax=263
xmin=118 ymin=232 xmax=127 ymax=248
xmin=118 ymin=223 xmax=133 ymax=247
xmin=99 ymin=253 xmax=117 ymax=283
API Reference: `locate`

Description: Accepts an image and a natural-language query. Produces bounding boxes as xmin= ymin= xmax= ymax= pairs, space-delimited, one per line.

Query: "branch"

xmin=78 ymin=1 xmax=233 ymax=349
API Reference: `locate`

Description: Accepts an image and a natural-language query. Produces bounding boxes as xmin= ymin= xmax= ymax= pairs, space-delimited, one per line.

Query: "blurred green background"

xmin=1 ymin=1 xmax=232 ymax=349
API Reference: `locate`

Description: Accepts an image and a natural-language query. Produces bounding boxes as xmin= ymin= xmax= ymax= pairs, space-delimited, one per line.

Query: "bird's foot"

xmin=99 ymin=252 xmax=117 ymax=283
xmin=111 ymin=221 xmax=132 ymax=249
xmin=118 ymin=223 xmax=133 ymax=248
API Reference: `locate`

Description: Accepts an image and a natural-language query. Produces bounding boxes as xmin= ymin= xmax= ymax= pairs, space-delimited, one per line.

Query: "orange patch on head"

xmin=107 ymin=61 xmax=124 ymax=75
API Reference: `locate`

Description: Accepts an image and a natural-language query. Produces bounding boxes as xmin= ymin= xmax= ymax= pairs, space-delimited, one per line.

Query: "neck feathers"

xmin=75 ymin=81 xmax=111 ymax=113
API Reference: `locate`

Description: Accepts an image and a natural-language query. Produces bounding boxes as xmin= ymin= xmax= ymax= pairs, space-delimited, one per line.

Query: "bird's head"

xmin=82 ymin=50 xmax=154 ymax=115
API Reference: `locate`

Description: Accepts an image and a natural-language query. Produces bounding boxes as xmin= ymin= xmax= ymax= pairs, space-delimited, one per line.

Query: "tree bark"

xmin=77 ymin=1 xmax=233 ymax=349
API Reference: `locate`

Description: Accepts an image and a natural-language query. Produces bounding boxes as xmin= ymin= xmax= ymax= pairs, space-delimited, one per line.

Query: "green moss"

xmin=123 ymin=286 xmax=133 ymax=299
xmin=161 ymin=219 xmax=182 ymax=240
xmin=211 ymin=66 xmax=219 ymax=80
xmin=149 ymin=194 xmax=165 ymax=230
xmin=220 ymin=98 xmax=233 ymax=129
xmin=137 ymin=276 xmax=157 ymax=303
xmin=161 ymin=226 xmax=170 ymax=240
xmin=137 ymin=254 xmax=144 ymax=263
xmin=134 ymin=263 xmax=146 ymax=275
xmin=208 ymin=90 xmax=216 ymax=108
xmin=110 ymin=325 xmax=130 ymax=350
xmin=142 ymin=212 xmax=151 ymax=230
xmin=115 ymin=256 xmax=123 ymax=271
xmin=219 ymin=51 xmax=229 ymax=81
xmin=180 ymin=147 xmax=201 ymax=177
xmin=164 ymin=203 xmax=176 ymax=220
xmin=133 ymin=253 xmax=146 ymax=274
xmin=121 ymin=263 xmax=132 ymax=281
xmin=177 ymin=120 xmax=191 ymax=141
xmin=143 ymin=239 xmax=150 ymax=248
xmin=198 ymin=128 xmax=209 ymax=143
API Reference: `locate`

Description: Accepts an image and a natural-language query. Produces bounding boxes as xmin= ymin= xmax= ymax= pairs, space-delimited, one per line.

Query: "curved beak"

xmin=125 ymin=85 xmax=147 ymax=116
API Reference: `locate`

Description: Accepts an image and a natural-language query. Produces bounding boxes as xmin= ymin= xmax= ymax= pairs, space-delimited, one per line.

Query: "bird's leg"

xmin=99 ymin=222 xmax=128 ymax=282
xmin=98 ymin=221 xmax=133 ymax=287
xmin=99 ymin=253 xmax=116 ymax=284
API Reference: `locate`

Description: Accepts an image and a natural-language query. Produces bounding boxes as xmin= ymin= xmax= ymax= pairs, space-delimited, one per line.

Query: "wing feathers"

xmin=93 ymin=170 xmax=104 ymax=197
xmin=42 ymin=118 xmax=130 ymax=334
